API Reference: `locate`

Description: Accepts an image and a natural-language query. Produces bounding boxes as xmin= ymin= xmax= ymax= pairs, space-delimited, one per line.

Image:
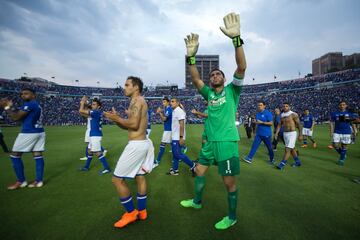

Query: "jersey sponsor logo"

xmin=209 ymin=96 xmax=226 ymax=107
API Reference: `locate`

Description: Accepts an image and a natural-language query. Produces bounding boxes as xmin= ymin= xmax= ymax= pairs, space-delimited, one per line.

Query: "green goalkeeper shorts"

xmin=198 ymin=141 xmax=240 ymax=176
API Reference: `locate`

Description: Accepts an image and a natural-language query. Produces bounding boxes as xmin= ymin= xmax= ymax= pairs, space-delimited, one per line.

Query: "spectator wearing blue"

xmin=272 ymin=108 xmax=284 ymax=150
xmin=243 ymin=101 xmax=275 ymax=164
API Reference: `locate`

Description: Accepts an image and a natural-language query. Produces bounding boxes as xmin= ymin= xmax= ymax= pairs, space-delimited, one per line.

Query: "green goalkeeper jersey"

xmin=199 ymin=78 xmax=242 ymax=142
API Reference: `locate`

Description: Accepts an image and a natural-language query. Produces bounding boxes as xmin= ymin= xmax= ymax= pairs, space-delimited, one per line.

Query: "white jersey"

xmin=171 ymin=106 xmax=186 ymax=140
xmin=84 ymin=117 xmax=91 ymax=142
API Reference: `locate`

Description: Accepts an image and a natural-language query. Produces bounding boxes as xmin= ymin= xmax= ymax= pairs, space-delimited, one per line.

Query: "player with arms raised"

xmin=180 ymin=12 xmax=246 ymax=230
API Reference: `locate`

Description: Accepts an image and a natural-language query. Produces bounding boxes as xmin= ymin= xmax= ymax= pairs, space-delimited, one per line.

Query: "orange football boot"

xmin=114 ymin=210 xmax=139 ymax=228
xmin=138 ymin=209 xmax=147 ymax=220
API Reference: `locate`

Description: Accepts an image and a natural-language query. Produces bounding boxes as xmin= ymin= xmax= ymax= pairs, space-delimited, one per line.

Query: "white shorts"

xmin=114 ymin=139 xmax=154 ymax=179
xmin=84 ymin=129 xmax=90 ymax=143
xmin=146 ymin=129 xmax=151 ymax=138
xmin=333 ymin=133 xmax=351 ymax=144
xmin=12 ymin=132 xmax=46 ymax=152
xmin=161 ymin=131 xmax=172 ymax=143
xmin=88 ymin=136 xmax=102 ymax=152
xmin=283 ymin=131 xmax=297 ymax=149
xmin=302 ymin=128 xmax=313 ymax=137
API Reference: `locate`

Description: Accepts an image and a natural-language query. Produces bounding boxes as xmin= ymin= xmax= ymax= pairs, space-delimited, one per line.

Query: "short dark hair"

xmin=283 ymin=102 xmax=290 ymax=106
xmin=128 ymin=76 xmax=143 ymax=93
xmin=339 ymin=100 xmax=347 ymax=105
xmin=21 ymin=88 xmax=36 ymax=94
xmin=92 ymin=98 xmax=102 ymax=107
xmin=209 ymin=68 xmax=225 ymax=78
xmin=258 ymin=101 xmax=266 ymax=105
xmin=163 ymin=96 xmax=170 ymax=102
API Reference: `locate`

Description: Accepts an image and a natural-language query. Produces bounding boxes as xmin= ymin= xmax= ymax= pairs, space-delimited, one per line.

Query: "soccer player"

xmin=0 ymin=126 xmax=9 ymax=153
xmin=78 ymin=97 xmax=110 ymax=174
xmin=80 ymin=103 xmax=107 ymax=161
xmin=146 ymin=107 xmax=152 ymax=138
xmin=301 ymin=109 xmax=317 ymax=148
xmin=166 ymin=97 xmax=196 ymax=176
xmin=272 ymin=108 xmax=284 ymax=151
xmin=191 ymin=103 xmax=208 ymax=146
xmin=242 ymin=101 xmax=274 ymax=164
xmin=243 ymin=115 xmax=253 ymax=139
xmin=154 ymin=97 xmax=172 ymax=167
xmin=180 ymin=12 xmax=246 ymax=230
xmin=275 ymin=103 xmax=303 ymax=170
xmin=104 ymin=76 xmax=154 ymax=228
xmin=330 ymin=101 xmax=357 ymax=166
xmin=0 ymin=88 xmax=46 ymax=189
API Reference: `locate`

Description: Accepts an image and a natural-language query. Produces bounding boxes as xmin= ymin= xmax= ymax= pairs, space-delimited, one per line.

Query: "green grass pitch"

xmin=0 ymin=125 xmax=359 ymax=240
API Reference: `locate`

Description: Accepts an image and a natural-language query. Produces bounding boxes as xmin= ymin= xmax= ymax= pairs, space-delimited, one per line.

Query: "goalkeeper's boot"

xmin=180 ymin=199 xmax=202 ymax=209
xmin=215 ymin=216 xmax=237 ymax=230
xmin=114 ymin=210 xmax=139 ymax=228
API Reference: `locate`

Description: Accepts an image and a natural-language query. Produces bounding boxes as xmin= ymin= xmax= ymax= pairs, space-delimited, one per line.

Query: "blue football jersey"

xmin=20 ymin=100 xmax=44 ymax=133
xmin=302 ymin=114 xmax=313 ymax=128
xmin=331 ymin=111 xmax=354 ymax=134
xmin=89 ymin=110 xmax=103 ymax=136
xmin=256 ymin=109 xmax=273 ymax=136
xmin=163 ymin=106 xmax=172 ymax=131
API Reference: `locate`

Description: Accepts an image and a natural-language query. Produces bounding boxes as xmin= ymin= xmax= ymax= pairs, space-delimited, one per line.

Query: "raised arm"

xmin=156 ymin=107 xmax=167 ymax=122
xmin=219 ymin=12 xmax=246 ymax=80
xmin=79 ymin=96 xmax=90 ymax=117
xmin=184 ymin=33 xmax=204 ymax=90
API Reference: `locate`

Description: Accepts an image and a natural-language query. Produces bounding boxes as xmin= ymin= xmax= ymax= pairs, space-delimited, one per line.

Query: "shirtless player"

xmin=104 ymin=76 xmax=154 ymax=228
xmin=275 ymin=103 xmax=303 ymax=170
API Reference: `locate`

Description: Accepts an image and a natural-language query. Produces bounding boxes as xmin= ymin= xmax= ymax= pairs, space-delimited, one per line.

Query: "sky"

xmin=0 ymin=0 xmax=359 ymax=88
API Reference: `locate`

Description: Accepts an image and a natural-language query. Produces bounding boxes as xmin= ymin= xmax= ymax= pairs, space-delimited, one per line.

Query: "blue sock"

xmin=278 ymin=160 xmax=287 ymax=168
xmin=303 ymin=140 xmax=307 ymax=145
xmin=34 ymin=156 xmax=44 ymax=182
xmin=294 ymin=156 xmax=301 ymax=165
xmin=120 ymin=196 xmax=135 ymax=213
xmin=85 ymin=146 xmax=89 ymax=157
xmin=10 ymin=155 xmax=25 ymax=182
xmin=340 ymin=148 xmax=347 ymax=161
xmin=156 ymin=143 xmax=166 ymax=163
xmin=84 ymin=155 xmax=93 ymax=169
xmin=101 ymin=146 xmax=105 ymax=152
xmin=137 ymin=193 xmax=147 ymax=211
xmin=98 ymin=154 xmax=110 ymax=170
xmin=335 ymin=147 xmax=341 ymax=154
xmin=180 ymin=154 xmax=195 ymax=169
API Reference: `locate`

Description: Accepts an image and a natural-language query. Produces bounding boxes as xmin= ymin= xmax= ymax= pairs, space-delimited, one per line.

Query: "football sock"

xmin=84 ymin=155 xmax=93 ymax=169
xmin=120 ymin=196 xmax=135 ymax=213
xmin=228 ymin=190 xmax=238 ymax=220
xmin=10 ymin=155 xmax=25 ymax=182
xmin=156 ymin=143 xmax=166 ymax=163
xmin=194 ymin=176 xmax=205 ymax=204
xmin=34 ymin=156 xmax=44 ymax=182
xmin=98 ymin=154 xmax=110 ymax=170
xmin=137 ymin=193 xmax=147 ymax=211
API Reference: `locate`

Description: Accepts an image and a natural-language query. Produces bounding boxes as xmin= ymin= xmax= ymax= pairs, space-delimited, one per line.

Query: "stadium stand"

xmin=1 ymin=68 xmax=359 ymax=125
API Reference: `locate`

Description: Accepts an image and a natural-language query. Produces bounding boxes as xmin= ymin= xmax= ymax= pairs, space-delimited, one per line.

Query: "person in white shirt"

xmin=166 ymin=97 xmax=196 ymax=176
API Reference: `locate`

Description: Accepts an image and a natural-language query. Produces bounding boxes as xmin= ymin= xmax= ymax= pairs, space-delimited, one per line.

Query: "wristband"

xmin=4 ymin=106 xmax=10 ymax=110
xmin=186 ymin=56 xmax=196 ymax=65
xmin=232 ymin=36 xmax=244 ymax=48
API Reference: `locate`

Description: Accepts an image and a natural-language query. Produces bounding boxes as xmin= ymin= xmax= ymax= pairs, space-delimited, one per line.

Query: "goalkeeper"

xmin=180 ymin=12 xmax=246 ymax=230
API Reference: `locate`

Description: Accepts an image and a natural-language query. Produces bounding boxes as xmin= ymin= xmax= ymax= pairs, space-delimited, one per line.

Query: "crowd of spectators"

xmin=1 ymin=68 xmax=359 ymax=126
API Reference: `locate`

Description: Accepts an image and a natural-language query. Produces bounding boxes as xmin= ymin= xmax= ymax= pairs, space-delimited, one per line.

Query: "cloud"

xmin=0 ymin=0 xmax=359 ymax=88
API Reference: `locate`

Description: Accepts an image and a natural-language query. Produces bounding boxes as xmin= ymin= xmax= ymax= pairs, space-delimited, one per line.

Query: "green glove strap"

xmin=232 ymin=36 xmax=244 ymax=48
xmin=187 ymin=56 xmax=196 ymax=65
